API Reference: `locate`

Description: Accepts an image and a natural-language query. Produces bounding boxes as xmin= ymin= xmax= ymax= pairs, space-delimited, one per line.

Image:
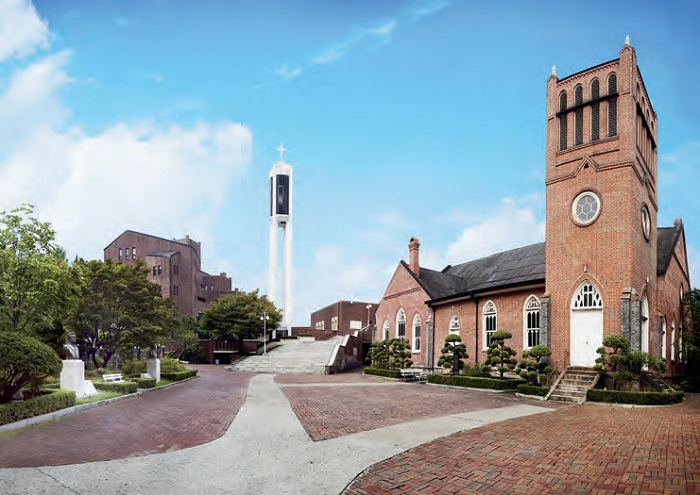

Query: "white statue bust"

xmin=63 ymin=332 xmax=80 ymax=360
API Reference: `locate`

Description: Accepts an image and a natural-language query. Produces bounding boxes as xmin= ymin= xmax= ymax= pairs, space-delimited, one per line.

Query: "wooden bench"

xmin=400 ymin=369 xmax=427 ymax=382
xmin=103 ymin=373 xmax=125 ymax=383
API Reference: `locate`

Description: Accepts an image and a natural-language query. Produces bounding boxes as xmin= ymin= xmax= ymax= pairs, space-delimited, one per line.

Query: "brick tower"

xmin=542 ymin=38 xmax=659 ymax=366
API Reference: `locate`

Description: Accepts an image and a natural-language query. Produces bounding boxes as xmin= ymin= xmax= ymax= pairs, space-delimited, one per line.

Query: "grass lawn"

xmin=75 ymin=391 xmax=123 ymax=405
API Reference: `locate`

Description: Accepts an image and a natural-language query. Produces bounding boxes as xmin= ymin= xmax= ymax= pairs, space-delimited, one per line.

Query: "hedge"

xmin=364 ymin=367 xmax=402 ymax=379
xmin=0 ymin=390 xmax=76 ymax=426
xmin=428 ymin=374 xmax=526 ymax=390
xmin=517 ymin=384 xmax=549 ymax=397
xmin=160 ymin=369 xmax=198 ymax=381
xmin=134 ymin=378 xmax=156 ymax=389
xmin=586 ymin=388 xmax=684 ymax=405
xmin=94 ymin=381 xmax=138 ymax=394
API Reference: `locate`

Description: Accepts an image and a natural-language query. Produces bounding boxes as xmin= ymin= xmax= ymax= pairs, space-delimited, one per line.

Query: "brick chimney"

xmin=408 ymin=237 xmax=420 ymax=276
xmin=674 ymin=218 xmax=682 ymax=228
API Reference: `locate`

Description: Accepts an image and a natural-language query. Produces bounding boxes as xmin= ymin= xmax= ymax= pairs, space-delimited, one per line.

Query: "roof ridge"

xmin=445 ymin=241 xmax=545 ymax=270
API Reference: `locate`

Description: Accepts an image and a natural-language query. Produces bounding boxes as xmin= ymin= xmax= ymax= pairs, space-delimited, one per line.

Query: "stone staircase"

xmin=226 ymin=336 xmax=344 ymax=374
xmin=547 ymin=367 xmax=598 ymax=403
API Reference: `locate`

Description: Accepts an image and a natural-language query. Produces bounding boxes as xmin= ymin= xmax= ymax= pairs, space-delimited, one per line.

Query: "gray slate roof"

xmin=657 ymin=224 xmax=683 ymax=275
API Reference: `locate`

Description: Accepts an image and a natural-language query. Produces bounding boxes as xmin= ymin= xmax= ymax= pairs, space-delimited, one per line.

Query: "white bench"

xmin=400 ymin=369 xmax=427 ymax=382
xmin=103 ymin=373 xmax=125 ymax=383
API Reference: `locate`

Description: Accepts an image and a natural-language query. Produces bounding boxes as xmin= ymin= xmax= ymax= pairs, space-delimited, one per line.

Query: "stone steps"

xmin=548 ymin=368 xmax=597 ymax=404
xmin=227 ymin=336 xmax=343 ymax=374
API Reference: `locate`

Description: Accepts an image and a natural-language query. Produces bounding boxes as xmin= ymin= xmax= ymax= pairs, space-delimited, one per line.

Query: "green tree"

xmin=199 ymin=290 xmax=281 ymax=351
xmin=366 ymin=338 xmax=412 ymax=369
xmin=486 ymin=330 xmax=518 ymax=379
xmin=0 ymin=205 xmax=76 ymax=336
xmin=70 ymin=259 xmax=179 ymax=368
xmin=594 ymin=334 xmax=631 ymax=389
xmin=682 ymin=289 xmax=700 ymax=390
xmin=0 ymin=332 xmax=62 ymax=402
xmin=516 ymin=344 xmax=553 ymax=385
xmin=437 ymin=334 xmax=468 ymax=371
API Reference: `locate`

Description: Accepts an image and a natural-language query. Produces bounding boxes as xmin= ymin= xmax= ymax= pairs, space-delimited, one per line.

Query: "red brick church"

xmin=374 ymin=40 xmax=691 ymax=377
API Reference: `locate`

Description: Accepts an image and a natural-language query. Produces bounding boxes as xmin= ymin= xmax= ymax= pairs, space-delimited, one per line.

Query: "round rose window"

xmin=641 ymin=205 xmax=650 ymax=241
xmin=572 ymin=191 xmax=601 ymax=226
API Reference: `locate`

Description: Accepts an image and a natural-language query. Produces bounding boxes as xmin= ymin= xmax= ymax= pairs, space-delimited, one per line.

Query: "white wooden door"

xmin=570 ymin=309 xmax=603 ymax=366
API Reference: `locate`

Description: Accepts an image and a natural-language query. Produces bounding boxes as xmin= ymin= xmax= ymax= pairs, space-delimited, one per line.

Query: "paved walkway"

xmin=0 ymin=366 xmax=252 ymax=467
xmin=344 ymin=395 xmax=700 ymax=495
xmin=0 ymin=371 xmax=554 ymax=495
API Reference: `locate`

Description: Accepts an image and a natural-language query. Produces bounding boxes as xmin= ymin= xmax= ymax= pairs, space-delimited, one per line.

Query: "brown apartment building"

xmin=310 ymin=300 xmax=377 ymax=336
xmin=104 ymin=230 xmax=233 ymax=318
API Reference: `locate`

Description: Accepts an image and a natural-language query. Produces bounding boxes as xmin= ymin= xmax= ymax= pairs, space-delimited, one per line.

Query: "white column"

xmin=269 ymin=218 xmax=278 ymax=304
xmin=283 ymin=221 xmax=292 ymax=329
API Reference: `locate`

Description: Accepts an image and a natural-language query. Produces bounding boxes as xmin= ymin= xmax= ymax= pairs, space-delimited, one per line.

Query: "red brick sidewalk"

xmin=344 ymin=395 xmax=700 ymax=495
xmin=0 ymin=366 xmax=253 ymax=468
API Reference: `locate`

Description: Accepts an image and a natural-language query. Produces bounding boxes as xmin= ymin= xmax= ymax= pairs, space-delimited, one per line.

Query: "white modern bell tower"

xmin=269 ymin=143 xmax=293 ymax=332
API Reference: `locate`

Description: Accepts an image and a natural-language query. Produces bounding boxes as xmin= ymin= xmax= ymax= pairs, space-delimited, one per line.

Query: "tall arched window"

xmin=574 ymin=85 xmax=583 ymax=145
xmin=449 ymin=315 xmax=460 ymax=335
xmin=382 ymin=319 xmax=390 ymax=341
xmin=661 ymin=318 xmax=667 ymax=361
xmin=641 ymin=292 xmax=649 ymax=353
xmin=608 ymin=73 xmax=618 ymax=137
xmin=412 ymin=314 xmax=421 ymax=353
xmin=572 ymin=282 xmax=603 ymax=308
xmin=396 ymin=309 xmax=406 ymax=339
xmin=591 ymin=79 xmax=600 ymax=141
xmin=559 ymin=91 xmax=568 ymax=150
xmin=671 ymin=319 xmax=676 ymax=361
xmin=524 ymin=295 xmax=541 ymax=348
xmin=483 ymin=301 xmax=497 ymax=347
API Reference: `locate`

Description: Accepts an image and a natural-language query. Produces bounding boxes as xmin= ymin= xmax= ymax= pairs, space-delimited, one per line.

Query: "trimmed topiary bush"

xmin=586 ymin=388 xmax=684 ymax=405
xmin=160 ymin=369 xmax=198 ymax=381
xmin=516 ymin=344 xmax=553 ymax=385
xmin=94 ymin=381 xmax=138 ymax=394
xmin=437 ymin=334 xmax=468 ymax=371
xmin=0 ymin=389 xmax=76 ymax=426
xmin=486 ymin=330 xmax=518 ymax=379
xmin=0 ymin=332 xmax=63 ymax=403
xmin=517 ymin=384 xmax=549 ymax=397
xmin=366 ymin=339 xmax=413 ymax=369
xmin=428 ymin=374 xmax=525 ymax=390
xmin=134 ymin=378 xmax=156 ymax=388
xmin=364 ymin=367 xmax=402 ymax=379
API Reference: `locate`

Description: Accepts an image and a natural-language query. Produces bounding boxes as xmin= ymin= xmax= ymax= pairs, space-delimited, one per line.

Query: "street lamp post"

xmin=261 ymin=312 xmax=269 ymax=356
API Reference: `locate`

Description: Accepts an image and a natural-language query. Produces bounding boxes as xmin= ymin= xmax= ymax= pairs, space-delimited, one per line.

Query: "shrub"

xmin=120 ymin=359 xmax=147 ymax=376
xmin=160 ymin=357 xmax=188 ymax=373
xmin=0 ymin=332 xmax=63 ymax=402
xmin=94 ymin=381 xmax=138 ymax=394
xmin=366 ymin=339 xmax=412 ymax=369
xmin=486 ymin=330 xmax=518 ymax=379
xmin=0 ymin=389 xmax=75 ymax=426
xmin=628 ymin=351 xmax=667 ymax=374
xmin=437 ymin=334 xmax=468 ymax=371
xmin=517 ymin=384 xmax=549 ymax=397
xmin=160 ymin=369 xmax=198 ymax=381
xmin=135 ymin=378 xmax=156 ymax=389
xmin=364 ymin=367 xmax=402 ymax=379
xmin=428 ymin=374 xmax=525 ymax=390
xmin=516 ymin=345 xmax=553 ymax=385
xmin=586 ymin=388 xmax=684 ymax=405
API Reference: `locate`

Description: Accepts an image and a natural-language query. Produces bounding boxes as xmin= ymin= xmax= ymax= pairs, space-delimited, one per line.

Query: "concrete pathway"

xmin=0 ymin=373 xmax=555 ymax=495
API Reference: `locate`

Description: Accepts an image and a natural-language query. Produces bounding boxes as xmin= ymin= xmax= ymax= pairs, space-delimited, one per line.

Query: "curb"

xmin=0 ymin=376 xmax=198 ymax=434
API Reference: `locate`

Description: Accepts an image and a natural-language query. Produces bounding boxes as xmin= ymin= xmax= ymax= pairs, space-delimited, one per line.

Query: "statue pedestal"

xmin=147 ymin=358 xmax=161 ymax=382
xmin=60 ymin=360 xmax=97 ymax=399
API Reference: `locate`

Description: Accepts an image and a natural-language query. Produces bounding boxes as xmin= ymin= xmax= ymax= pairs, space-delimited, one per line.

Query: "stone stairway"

xmin=547 ymin=367 xmax=598 ymax=403
xmin=226 ymin=336 xmax=344 ymax=374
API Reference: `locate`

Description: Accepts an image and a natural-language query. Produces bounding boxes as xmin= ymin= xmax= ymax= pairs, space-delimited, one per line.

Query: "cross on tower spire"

xmin=277 ymin=142 xmax=287 ymax=162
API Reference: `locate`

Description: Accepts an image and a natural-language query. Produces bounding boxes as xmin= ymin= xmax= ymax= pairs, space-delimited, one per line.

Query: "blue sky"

xmin=0 ymin=0 xmax=698 ymax=325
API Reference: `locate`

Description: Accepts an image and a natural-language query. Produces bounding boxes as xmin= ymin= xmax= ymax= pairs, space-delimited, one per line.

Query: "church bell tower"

xmin=269 ymin=144 xmax=293 ymax=332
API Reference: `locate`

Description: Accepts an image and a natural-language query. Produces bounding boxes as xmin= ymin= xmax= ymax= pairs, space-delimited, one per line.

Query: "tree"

xmin=437 ymin=334 xmax=468 ymax=372
xmin=681 ymin=289 xmax=700 ymax=390
xmin=0 ymin=205 xmax=76 ymax=336
xmin=366 ymin=338 xmax=413 ymax=369
xmin=0 ymin=332 xmax=62 ymax=402
xmin=516 ymin=344 xmax=553 ymax=385
xmin=486 ymin=330 xmax=518 ymax=378
xmin=594 ymin=334 xmax=631 ymax=389
xmin=199 ymin=290 xmax=281 ymax=351
xmin=70 ymin=259 xmax=179 ymax=368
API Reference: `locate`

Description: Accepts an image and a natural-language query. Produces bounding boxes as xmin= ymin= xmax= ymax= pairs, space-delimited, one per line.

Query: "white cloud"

xmin=0 ymin=0 xmax=49 ymax=61
xmin=409 ymin=0 xmax=451 ymax=21
xmin=275 ymin=64 xmax=302 ymax=80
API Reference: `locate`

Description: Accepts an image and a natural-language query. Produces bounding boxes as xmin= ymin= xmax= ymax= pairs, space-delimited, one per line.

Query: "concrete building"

xmin=104 ymin=230 xmax=234 ymax=318
xmin=374 ymin=40 xmax=691 ymax=377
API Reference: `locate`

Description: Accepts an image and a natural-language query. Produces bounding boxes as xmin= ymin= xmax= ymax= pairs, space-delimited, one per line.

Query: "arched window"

xmin=661 ymin=318 xmax=667 ymax=360
xmin=524 ymin=296 xmax=541 ymax=348
xmin=574 ymin=85 xmax=583 ymax=145
xmin=449 ymin=315 xmax=460 ymax=335
xmin=483 ymin=301 xmax=497 ymax=347
xmin=396 ymin=309 xmax=406 ymax=339
xmin=641 ymin=292 xmax=649 ymax=353
xmin=671 ymin=319 xmax=676 ymax=361
xmin=591 ymin=79 xmax=600 ymax=141
xmin=681 ymin=284 xmax=685 ymax=302
xmin=572 ymin=282 xmax=603 ymax=308
xmin=559 ymin=91 xmax=568 ymax=150
xmin=608 ymin=73 xmax=618 ymax=137
xmin=382 ymin=319 xmax=390 ymax=341
xmin=412 ymin=314 xmax=421 ymax=353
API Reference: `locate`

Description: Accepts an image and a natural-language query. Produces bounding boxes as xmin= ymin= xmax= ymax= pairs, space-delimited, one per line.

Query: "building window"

xmin=383 ymin=319 xmax=390 ymax=340
xmin=574 ymin=85 xmax=583 ymax=145
xmin=572 ymin=191 xmax=601 ymax=226
xmin=608 ymin=73 xmax=617 ymax=137
xmin=524 ymin=295 xmax=541 ymax=348
xmin=483 ymin=301 xmax=497 ymax=347
xmin=132 ymin=247 xmax=136 ymax=259
xmin=350 ymin=320 xmax=362 ymax=330
xmin=210 ymin=285 xmax=214 ymax=291
xmin=157 ymin=265 xmax=162 ymax=275
xmin=671 ymin=319 xmax=676 ymax=361
xmin=173 ymin=285 xmax=179 ymax=296
xmin=449 ymin=315 xmax=460 ymax=335
xmin=572 ymin=282 xmax=603 ymax=309
xmin=396 ymin=309 xmax=406 ymax=339
xmin=559 ymin=91 xmax=568 ymax=150
xmin=331 ymin=316 xmax=338 ymax=331
xmin=125 ymin=248 xmax=130 ymax=260
xmin=118 ymin=248 xmax=123 ymax=261
xmin=315 ymin=321 xmax=325 ymax=330
xmin=412 ymin=314 xmax=421 ymax=353
xmin=174 ymin=264 xmax=179 ymax=275
xmin=661 ymin=318 xmax=667 ymax=361
xmin=152 ymin=266 xmax=157 ymax=276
